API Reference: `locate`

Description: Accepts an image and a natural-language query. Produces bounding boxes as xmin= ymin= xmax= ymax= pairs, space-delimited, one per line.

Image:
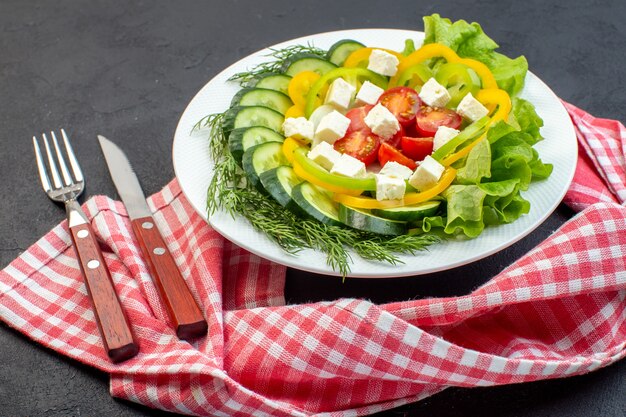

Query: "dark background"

xmin=1 ymin=1 xmax=625 ymax=416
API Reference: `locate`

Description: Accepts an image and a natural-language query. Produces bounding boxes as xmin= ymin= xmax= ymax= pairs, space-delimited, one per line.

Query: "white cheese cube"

xmin=314 ymin=110 xmax=351 ymax=145
xmin=330 ymin=153 xmax=366 ymax=178
xmin=419 ymin=78 xmax=451 ymax=108
xmin=379 ymin=160 xmax=413 ymax=180
xmin=324 ymin=77 xmax=356 ymax=110
xmin=355 ymin=81 xmax=384 ymax=106
xmin=367 ymin=49 xmax=400 ymax=77
xmin=375 ymin=174 xmax=406 ymax=201
xmin=364 ymin=103 xmax=400 ymax=139
xmin=307 ymin=141 xmax=341 ymax=171
xmin=433 ymin=126 xmax=460 ymax=151
xmin=408 ymin=155 xmax=445 ymax=191
xmin=282 ymin=117 xmax=314 ymax=142
xmin=308 ymin=104 xmax=335 ymax=130
xmin=456 ymin=92 xmax=489 ymax=121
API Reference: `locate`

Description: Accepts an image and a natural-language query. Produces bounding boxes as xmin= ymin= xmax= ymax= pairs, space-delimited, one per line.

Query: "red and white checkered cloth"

xmin=1 ymin=102 xmax=625 ymax=416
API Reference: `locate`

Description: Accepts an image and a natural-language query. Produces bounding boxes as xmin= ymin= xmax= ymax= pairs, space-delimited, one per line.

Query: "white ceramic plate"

xmin=172 ymin=29 xmax=577 ymax=278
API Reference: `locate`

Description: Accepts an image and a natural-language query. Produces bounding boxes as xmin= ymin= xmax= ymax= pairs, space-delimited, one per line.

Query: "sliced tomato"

xmin=401 ymin=136 xmax=434 ymax=161
xmin=378 ymin=86 xmax=422 ymax=126
xmin=377 ymin=142 xmax=417 ymax=170
xmin=415 ymin=106 xmax=462 ymax=137
xmin=345 ymin=104 xmax=373 ymax=134
xmin=402 ymin=119 xmax=419 ymax=138
xmin=334 ymin=130 xmax=380 ymax=166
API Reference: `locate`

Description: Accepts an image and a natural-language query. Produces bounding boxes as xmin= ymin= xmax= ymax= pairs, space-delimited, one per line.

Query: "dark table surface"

xmin=1 ymin=1 xmax=625 ymax=416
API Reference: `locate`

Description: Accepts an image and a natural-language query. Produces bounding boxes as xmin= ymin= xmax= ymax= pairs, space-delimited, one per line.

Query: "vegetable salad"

xmin=201 ymin=14 xmax=553 ymax=275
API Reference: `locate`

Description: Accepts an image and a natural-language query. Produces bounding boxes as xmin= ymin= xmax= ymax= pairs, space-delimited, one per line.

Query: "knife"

xmin=98 ymin=135 xmax=208 ymax=340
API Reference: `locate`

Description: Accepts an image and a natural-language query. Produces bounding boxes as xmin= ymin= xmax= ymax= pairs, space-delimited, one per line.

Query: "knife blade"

xmin=98 ymin=135 xmax=207 ymax=340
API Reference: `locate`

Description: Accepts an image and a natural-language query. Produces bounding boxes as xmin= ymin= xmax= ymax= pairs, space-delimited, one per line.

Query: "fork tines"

xmin=33 ymin=129 xmax=84 ymax=201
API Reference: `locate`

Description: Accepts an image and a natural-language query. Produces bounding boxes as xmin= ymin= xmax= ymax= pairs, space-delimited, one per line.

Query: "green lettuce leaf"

xmin=415 ymin=14 xmax=553 ymax=240
xmin=441 ymin=179 xmax=529 ymax=237
xmin=529 ymin=149 xmax=554 ymax=180
xmin=480 ymin=179 xmax=529 ymax=223
xmin=487 ymin=120 xmax=517 ymax=144
xmin=456 ymin=138 xmax=491 ymax=184
xmin=512 ymin=97 xmax=544 ymax=144
xmin=442 ymin=185 xmax=487 ymax=237
xmin=423 ymin=14 xmax=528 ymax=96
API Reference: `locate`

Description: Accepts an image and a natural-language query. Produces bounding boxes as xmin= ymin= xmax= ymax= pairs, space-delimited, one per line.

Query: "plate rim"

xmin=172 ymin=28 xmax=577 ymax=278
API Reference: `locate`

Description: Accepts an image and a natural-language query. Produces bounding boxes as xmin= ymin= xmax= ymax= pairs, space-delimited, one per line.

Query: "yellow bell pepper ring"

xmin=455 ymin=58 xmax=497 ymax=89
xmin=342 ymin=47 xmax=405 ymax=68
xmin=333 ymin=167 xmax=457 ymax=209
xmin=441 ymin=89 xmax=512 ymax=166
xmin=390 ymin=43 xmax=459 ymax=86
xmin=389 ymin=43 xmax=497 ymax=90
xmin=282 ymin=136 xmax=307 ymax=163
xmin=476 ymin=88 xmax=512 ymax=122
xmin=288 ymin=71 xmax=321 ymax=108
xmin=284 ymin=104 xmax=305 ymax=119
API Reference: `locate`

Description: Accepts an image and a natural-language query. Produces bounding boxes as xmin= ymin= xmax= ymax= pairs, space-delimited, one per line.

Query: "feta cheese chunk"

xmin=307 ymin=141 xmax=341 ymax=171
xmin=419 ymin=78 xmax=451 ymax=108
xmin=330 ymin=153 xmax=367 ymax=178
xmin=367 ymin=49 xmax=400 ymax=77
xmin=282 ymin=117 xmax=314 ymax=142
xmin=433 ymin=126 xmax=460 ymax=151
xmin=408 ymin=155 xmax=445 ymax=191
xmin=314 ymin=110 xmax=351 ymax=145
xmin=355 ymin=80 xmax=384 ymax=106
xmin=364 ymin=103 xmax=400 ymax=139
xmin=324 ymin=77 xmax=356 ymax=110
xmin=375 ymin=174 xmax=406 ymax=201
xmin=308 ymin=104 xmax=335 ymax=129
xmin=379 ymin=161 xmax=413 ymax=180
xmin=456 ymin=92 xmax=489 ymax=121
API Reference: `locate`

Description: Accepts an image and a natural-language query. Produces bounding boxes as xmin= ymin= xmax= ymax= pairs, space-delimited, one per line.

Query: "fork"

xmin=33 ymin=129 xmax=138 ymax=363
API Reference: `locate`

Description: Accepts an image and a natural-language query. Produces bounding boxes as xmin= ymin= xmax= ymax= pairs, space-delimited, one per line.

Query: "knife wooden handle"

xmin=131 ymin=216 xmax=207 ymax=340
xmin=69 ymin=223 xmax=139 ymax=363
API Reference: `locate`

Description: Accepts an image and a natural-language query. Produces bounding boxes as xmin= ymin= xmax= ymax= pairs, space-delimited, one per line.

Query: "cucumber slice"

xmin=253 ymin=73 xmax=292 ymax=95
xmin=242 ymin=141 xmax=290 ymax=190
xmin=372 ymin=201 xmax=441 ymax=222
xmin=222 ymin=106 xmax=284 ymax=135
xmin=339 ymin=204 xmax=407 ymax=235
xmin=282 ymin=53 xmax=338 ymax=77
xmin=229 ymin=126 xmax=285 ymax=163
xmin=326 ymin=39 xmax=365 ymax=66
xmin=230 ymin=88 xmax=293 ymax=115
xmin=291 ymin=182 xmax=343 ymax=226
xmin=259 ymin=165 xmax=302 ymax=207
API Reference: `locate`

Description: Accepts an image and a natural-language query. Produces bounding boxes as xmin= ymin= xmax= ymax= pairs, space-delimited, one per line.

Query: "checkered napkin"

xmin=1 ymin=102 xmax=625 ymax=417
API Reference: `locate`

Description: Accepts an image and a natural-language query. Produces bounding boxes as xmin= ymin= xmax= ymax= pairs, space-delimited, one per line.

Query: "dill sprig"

xmin=201 ymin=110 xmax=440 ymax=276
xmin=228 ymin=44 xmax=327 ymax=86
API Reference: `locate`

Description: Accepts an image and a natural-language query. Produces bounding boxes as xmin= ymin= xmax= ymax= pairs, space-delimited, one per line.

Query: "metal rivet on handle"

xmin=142 ymin=221 xmax=153 ymax=229
xmin=153 ymin=247 xmax=165 ymax=255
xmin=77 ymin=229 xmax=89 ymax=238
xmin=87 ymin=260 xmax=100 ymax=269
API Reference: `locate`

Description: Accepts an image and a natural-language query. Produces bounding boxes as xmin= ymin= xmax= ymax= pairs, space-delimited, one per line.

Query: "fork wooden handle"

xmin=69 ymin=223 xmax=139 ymax=363
xmin=131 ymin=216 xmax=207 ymax=340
